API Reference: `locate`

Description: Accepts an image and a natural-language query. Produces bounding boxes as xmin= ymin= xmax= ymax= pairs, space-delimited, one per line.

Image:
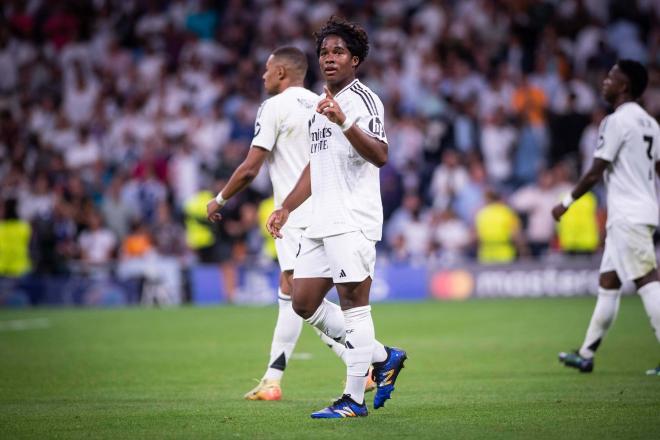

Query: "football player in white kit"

xmin=552 ymin=60 xmax=660 ymax=376
xmin=267 ymin=17 xmax=407 ymax=418
xmin=206 ymin=47 xmax=368 ymax=400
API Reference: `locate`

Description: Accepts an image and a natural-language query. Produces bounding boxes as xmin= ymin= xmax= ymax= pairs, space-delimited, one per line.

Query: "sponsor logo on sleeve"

xmin=367 ymin=116 xmax=384 ymax=138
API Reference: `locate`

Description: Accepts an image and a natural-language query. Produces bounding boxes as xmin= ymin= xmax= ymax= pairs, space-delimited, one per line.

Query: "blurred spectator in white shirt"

xmin=168 ymin=143 xmax=200 ymax=209
xmin=190 ymin=103 xmax=231 ymax=166
xmin=63 ymin=63 xmax=99 ymax=127
xmin=431 ymin=208 xmax=472 ymax=263
xmin=429 ymin=149 xmax=469 ymax=210
xmin=18 ymin=173 xmax=55 ymax=222
xmin=480 ymin=111 xmax=517 ymax=187
xmin=454 ymin=160 xmax=487 ymax=226
xmin=28 ymin=96 xmax=57 ymax=138
xmin=101 ymin=176 xmax=133 ymax=240
xmin=386 ymin=192 xmax=433 ymax=262
xmin=47 ymin=112 xmax=77 ymax=153
xmin=78 ymin=211 xmax=117 ymax=266
xmin=510 ymin=169 xmax=560 ymax=258
xmin=389 ymin=116 xmax=425 ymax=169
xmin=65 ymin=126 xmax=100 ymax=171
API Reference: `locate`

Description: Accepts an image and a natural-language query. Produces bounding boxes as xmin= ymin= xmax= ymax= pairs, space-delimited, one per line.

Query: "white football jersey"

xmin=594 ymin=101 xmax=660 ymax=227
xmin=305 ymin=79 xmax=388 ymax=241
xmin=252 ymin=86 xmax=317 ymax=227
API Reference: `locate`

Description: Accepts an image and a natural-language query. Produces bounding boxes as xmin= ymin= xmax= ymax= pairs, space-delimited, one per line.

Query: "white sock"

xmin=305 ymin=298 xmax=345 ymax=343
xmin=372 ymin=341 xmax=388 ymax=363
xmin=264 ymin=290 xmax=303 ymax=381
xmin=315 ymin=327 xmax=348 ymax=364
xmin=638 ymin=281 xmax=660 ymax=342
xmin=342 ymin=305 xmax=375 ymax=404
xmin=311 ymin=300 xmax=388 ymax=365
xmin=579 ymin=288 xmax=620 ymax=359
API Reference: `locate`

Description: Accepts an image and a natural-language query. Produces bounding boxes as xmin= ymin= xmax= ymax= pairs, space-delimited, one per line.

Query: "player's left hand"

xmin=207 ymin=199 xmax=223 ymax=222
xmin=266 ymin=208 xmax=289 ymax=239
xmin=551 ymin=203 xmax=567 ymax=221
xmin=317 ymin=86 xmax=346 ymax=126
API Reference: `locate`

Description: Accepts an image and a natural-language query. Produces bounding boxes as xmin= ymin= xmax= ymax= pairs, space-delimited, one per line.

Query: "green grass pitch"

xmin=1 ymin=297 xmax=659 ymax=439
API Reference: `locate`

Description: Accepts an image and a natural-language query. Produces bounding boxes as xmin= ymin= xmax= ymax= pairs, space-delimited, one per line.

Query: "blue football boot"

xmin=558 ymin=351 xmax=593 ymax=373
xmin=310 ymin=394 xmax=368 ymax=419
xmin=372 ymin=346 xmax=407 ymax=409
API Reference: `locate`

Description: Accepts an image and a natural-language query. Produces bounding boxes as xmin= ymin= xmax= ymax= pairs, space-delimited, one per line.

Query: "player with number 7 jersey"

xmin=552 ymin=59 xmax=660 ymax=376
xmin=595 ymin=100 xmax=659 ymax=228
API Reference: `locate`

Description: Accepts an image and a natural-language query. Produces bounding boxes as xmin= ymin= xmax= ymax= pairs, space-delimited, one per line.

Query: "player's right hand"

xmin=266 ymin=208 xmax=289 ymax=239
xmin=551 ymin=203 xmax=567 ymax=221
xmin=317 ymin=86 xmax=345 ymax=126
xmin=207 ymin=199 xmax=223 ymax=223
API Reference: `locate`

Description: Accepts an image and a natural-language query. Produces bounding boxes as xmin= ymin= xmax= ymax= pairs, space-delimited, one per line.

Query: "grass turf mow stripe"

xmin=0 ymin=297 xmax=658 ymax=439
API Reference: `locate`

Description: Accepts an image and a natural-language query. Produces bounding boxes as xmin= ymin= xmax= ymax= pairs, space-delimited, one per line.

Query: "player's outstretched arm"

xmin=551 ymin=158 xmax=609 ymax=221
xmin=266 ymin=163 xmax=311 ymax=238
xmin=207 ymin=146 xmax=269 ymax=222
xmin=317 ymin=86 xmax=388 ymax=168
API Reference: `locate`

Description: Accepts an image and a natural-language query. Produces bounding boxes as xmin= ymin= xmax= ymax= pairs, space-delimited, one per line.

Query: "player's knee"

xmin=292 ymin=298 xmax=314 ymax=319
xmin=599 ymin=271 xmax=622 ymax=289
xmin=634 ymin=269 xmax=659 ymax=290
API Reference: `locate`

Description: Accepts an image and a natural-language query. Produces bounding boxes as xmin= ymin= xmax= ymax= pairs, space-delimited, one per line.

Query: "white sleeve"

xmin=355 ymin=95 xmax=388 ymax=144
xmin=251 ymin=99 xmax=278 ymax=151
xmin=593 ymin=115 xmax=624 ymax=162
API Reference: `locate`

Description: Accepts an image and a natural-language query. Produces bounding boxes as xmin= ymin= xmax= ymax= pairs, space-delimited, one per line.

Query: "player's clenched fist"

xmin=266 ymin=208 xmax=290 ymax=239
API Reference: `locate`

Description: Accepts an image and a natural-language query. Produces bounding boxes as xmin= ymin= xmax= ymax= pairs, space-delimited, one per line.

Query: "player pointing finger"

xmin=317 ymin=86 xmax=346 ymax=125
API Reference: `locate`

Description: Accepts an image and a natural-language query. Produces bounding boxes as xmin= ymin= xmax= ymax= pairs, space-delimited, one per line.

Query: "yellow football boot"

xmin=243 ymin=379 xmax=282 ymax=401
xmin=365 ymin=367 xmax=376 ymax=392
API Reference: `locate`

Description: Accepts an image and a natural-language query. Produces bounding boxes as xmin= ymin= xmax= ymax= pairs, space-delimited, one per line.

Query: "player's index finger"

xmin=323 ymin=86 xmax=333 ymax=99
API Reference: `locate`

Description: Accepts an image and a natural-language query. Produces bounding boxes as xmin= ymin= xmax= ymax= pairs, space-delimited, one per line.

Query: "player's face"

xmin=319 ymin=35 xmax=358 ymax=88
xmin=262 ymin=55 xmax=281 ymax=95
xmin=601 ymin=65 xmax=627 ymax=104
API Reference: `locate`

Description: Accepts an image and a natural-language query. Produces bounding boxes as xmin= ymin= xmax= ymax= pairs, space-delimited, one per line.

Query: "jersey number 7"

xmin=644 ymin=135 xmax=653 ymax=160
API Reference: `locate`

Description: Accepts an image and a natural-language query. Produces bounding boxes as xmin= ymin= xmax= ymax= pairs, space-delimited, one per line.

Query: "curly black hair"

xmin=314 ymin=16 xmax=369 ymax=66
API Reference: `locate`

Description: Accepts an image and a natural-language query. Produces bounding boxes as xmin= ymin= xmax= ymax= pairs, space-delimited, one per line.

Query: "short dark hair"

xmin=314 ymin=16 xmax=369 ymax=66
xmin=617 ymin=59 xmax=648 ymax=99
xmin=272 ymin=46 xmax=308 ymax=78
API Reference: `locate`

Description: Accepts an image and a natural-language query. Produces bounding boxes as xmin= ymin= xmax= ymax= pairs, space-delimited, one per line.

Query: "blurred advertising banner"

xmin=190 ymin=258 xmax=605 ymax=305
xmin=190 ymin=261 xmax=429 ymax=305
xmin=429 ymin=259 xmax=605 ymax=300
xmin=1 ymin=257 xmax=618 ymax=307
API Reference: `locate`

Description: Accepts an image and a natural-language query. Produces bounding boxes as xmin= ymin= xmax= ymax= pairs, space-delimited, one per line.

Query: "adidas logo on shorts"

xmin=339 ymin=269 xmax=346 ymax=278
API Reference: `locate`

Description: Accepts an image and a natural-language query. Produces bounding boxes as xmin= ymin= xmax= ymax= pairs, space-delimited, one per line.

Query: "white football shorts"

xmin=275 ymin=225 xmax=305 ymax=272
xmin=600 ymin=220 xmax=657 ymax=281
xmin=293 ymin=230 xmax=376 ymax=283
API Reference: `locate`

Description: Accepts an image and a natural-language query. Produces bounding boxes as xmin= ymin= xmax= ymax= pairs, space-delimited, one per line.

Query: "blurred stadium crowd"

xmin=0 ymin=0 xmax=658 ymax=301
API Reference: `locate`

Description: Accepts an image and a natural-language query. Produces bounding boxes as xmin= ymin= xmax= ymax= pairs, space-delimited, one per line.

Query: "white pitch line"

xmin=0 ymin=318 xmax=51 ymax=332
xmin=290 ymin=352 xmax=313 ymax=361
